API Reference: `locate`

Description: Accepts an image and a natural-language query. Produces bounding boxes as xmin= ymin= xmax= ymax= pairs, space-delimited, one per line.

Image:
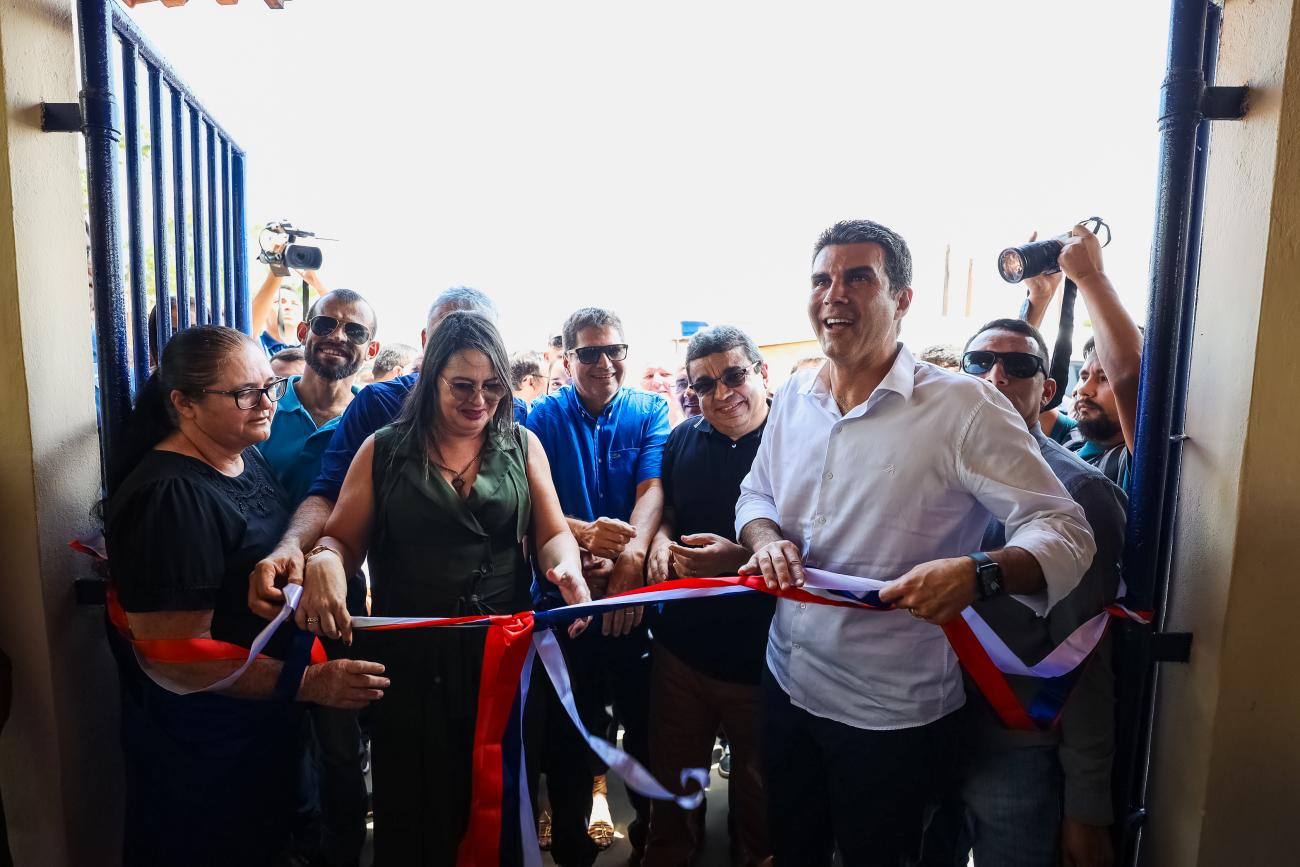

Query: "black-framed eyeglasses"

xmin=308 ymin=315 xmax=372 ymax=346
xmin=200 ymin=377 xmax=290 ymax=410
xmin=689 ymin=361 xmax=762 ymax=396
xmin=440 ymin=376 xmax=510 ymax=404
xmin=569 ymin=343 xmax=629 ymax=365
xmin=961 ymin=350 xmax=1046 ymax=379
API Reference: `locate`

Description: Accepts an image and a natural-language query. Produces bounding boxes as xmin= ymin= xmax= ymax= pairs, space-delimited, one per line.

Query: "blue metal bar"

xmin=206 ymin=121 xmax=221 ymax=326
xmin=78 ymin=0 xmax=130 ymax=484
xmin=108 ymin=4 xmax=244 ymax=156
xmin=119 ymin=37 xmax=149 ymax=388
xmin=221 ymin=138 xmax=234 ymax=326
xmin=1118 ymin=0 xmax=1214 ymax=862
xmin=232 ymin=151 xmax=250 ymax=334
xmin=147 ymin=64 xmax=172 ymax=355
xmin=190 ymin=105 xmax=208 ymax=326
xmin=171 ymin=87 xmax=191 ymax=333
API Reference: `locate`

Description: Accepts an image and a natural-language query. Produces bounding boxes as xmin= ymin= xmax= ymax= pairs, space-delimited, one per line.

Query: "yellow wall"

xmin=0 ymin=0 xmax=123 ymax=863
xmin=1145 ymin=0 xmax=1300 ymax=863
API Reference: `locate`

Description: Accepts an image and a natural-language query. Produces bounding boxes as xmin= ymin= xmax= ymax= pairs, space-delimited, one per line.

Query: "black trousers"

xmin=536 ymin=624 xmax=652 ymax=867
xmin=762 ymin=668 xmax=959 ymax=867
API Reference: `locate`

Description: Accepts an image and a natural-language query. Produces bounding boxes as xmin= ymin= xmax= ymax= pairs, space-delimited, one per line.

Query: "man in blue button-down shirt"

xmin=527 ymin=307 xmax=669 ymax=866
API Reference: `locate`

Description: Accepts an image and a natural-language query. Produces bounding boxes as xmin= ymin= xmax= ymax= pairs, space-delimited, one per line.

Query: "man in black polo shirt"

xmin=644 ymin=325 xmax=774 ymax=867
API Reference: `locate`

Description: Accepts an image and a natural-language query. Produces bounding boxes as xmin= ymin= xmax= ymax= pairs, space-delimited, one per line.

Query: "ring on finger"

xmin=306 ymin=616 xmax=320 ymax=624
xmin=909 ymin=608 xmax=926 ymax=619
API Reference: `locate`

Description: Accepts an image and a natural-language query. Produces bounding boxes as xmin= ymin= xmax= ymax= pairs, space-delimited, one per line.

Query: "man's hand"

xmin=298 ymin=549 xmax=352 ymax=643
xmin=601 ymin=550 xmax=645 ymax=637
xmin=737 ymin=540 xmax=805 ymax=591
xmin=248 ymin=543 xmax=305 ymax=620
xmin=581 ymin=550 xmax=615 ymax=598
xmin=646 ymin=536 xmax=674 ymax=585
xmin=1058 ymin=224 xmax=1106 ymax=285
xmin=546 ymin=566 xmax=593 ymax=639
xmin=577 ymin=517 xmax=637 ymax=560
xmin=877 ymin=556 xmax=978 ymax=625
xmin=1061 ymin=818 xmax=1114 ymax=867
xmin=1023 ymin=231 xmax=1065 ymax=328
xmin=668 ymin=533 xmax=749 ymax=578
xmin=298 ymin=659 xmax=388 ymax=711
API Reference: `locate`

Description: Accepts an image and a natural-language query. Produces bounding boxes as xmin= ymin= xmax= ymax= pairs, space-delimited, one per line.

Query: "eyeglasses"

xmin=689 ymin=361 xmax=762 ymax=396
xmin=440 ymin=376 xmax=509 ymax=404
xmin=569 ymin=343 xmax=629 ymax=365
xmin=308 ymin=315 xmax=372 ymax=346
xmin=200 ymin=376 xmax=290 ymax=410
xmin=961 ymin=350 xmax=1046 ymax=379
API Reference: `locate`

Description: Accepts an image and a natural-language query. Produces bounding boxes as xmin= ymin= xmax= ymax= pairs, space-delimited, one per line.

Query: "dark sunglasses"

xmin=690 ymin=361 xmax=761 ymax=396
xmin=200 ymin=376 xmax=290 ymax=410
xmin=569 ymin=343 xmax=629 ymax=365
xmin=308 ymin=315 xmax=372 ymax=346
xmin=961 ymin=350 xmax=1046 ymax=379
xmin=440 ymin=376 xmax=510 ymax=404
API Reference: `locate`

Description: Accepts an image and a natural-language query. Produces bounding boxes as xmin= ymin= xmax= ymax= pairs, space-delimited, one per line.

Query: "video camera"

xmin=997 ymin=217 xmax=1111 ymax=283
xmin=257 ymin=220 xmax=324 ymax=277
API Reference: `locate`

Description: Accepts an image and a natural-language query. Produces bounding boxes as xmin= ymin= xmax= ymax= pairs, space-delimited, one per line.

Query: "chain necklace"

xmin=431 ymin=439 xmax=486 ymax=495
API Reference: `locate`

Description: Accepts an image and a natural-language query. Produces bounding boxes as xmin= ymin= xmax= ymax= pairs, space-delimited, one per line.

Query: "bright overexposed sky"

xmin=122 ymin=0 xmax=1173 ymax=375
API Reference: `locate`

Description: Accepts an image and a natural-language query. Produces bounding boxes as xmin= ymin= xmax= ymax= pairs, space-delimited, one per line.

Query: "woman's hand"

xmin=298 ymin=659 xmax=388 ymax=710
xmin=297 ymin=548 xmax=353 ymax=644
xmin=668 ymin=533 xmax=749 ymax=579
xmin=646 ymin=535 xmax=675 ymax=585
xmin=546 ymin=565 xmax=593 ymax=639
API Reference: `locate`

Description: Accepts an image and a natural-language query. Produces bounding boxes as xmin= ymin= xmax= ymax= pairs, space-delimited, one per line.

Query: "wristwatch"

xmin=969 ymin=551 xmax=1005 ymax=600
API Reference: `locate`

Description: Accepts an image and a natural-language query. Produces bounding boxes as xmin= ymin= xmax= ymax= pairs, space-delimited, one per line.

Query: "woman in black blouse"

xmin=103 ymin=325 xmax=387 ymax=867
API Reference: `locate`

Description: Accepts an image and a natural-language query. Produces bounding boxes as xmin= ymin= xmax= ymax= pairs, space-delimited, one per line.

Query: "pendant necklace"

xmin=432 ymin=440 xmax=486 ymax=495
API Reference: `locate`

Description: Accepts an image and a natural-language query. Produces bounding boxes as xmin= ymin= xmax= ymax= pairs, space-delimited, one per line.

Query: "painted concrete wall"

xmin=0 ymin=0 xmax=123 ymax=864
xmin=1145 ymin=0 xmax=1300 ymax=864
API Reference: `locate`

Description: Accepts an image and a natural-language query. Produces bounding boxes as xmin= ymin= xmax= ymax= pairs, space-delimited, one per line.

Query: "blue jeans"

xmin=924 ymin=744 xmax=1062 ymax=867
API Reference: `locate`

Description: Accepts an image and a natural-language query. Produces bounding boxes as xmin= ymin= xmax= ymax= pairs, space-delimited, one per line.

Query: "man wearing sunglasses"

xmin=526 ymin=306 xmax=670 ymax=866
xmin=734 ymin=219 xmax=1094 ymax=866
xmin=917 ymin=318 xmax=1126 ymax=867
xmin=643 ymin=325 xmax=775 ymax=866
xmin=254 ymin=287 xmax=379 ymax=867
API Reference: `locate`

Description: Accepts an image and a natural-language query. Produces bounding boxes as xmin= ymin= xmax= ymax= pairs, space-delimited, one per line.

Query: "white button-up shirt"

xmin=735 ymin=345 xmax=1095 ymax=730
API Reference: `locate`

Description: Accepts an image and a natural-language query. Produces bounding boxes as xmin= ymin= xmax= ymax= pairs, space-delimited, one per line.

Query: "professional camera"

xmin=997 ymin=216 xmax=1110 ymax=283
xmin=257 ymin=220 xmax=324 ymax=277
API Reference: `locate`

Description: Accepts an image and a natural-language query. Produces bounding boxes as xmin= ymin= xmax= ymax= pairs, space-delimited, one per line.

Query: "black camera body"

xmin=998 ymin=217 xmax=1110 ymax=283
xmin=257 ymin=220 xmax=324 ymax=277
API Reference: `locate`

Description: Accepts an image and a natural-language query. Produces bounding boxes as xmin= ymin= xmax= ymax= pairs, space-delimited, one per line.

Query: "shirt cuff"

xmin=1002 ymin=522 xmax=1092 ymax=612
xmin=734 ymin=496 xmax=780 ymax=539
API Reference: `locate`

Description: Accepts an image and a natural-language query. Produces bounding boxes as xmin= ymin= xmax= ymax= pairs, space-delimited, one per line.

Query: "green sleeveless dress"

xmin=357 ymin=422 xmax=533 ymax=866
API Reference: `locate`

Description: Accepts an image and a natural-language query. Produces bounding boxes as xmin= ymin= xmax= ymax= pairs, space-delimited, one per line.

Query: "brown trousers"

xmin=643 ymin=643 xmax=770 ymax=867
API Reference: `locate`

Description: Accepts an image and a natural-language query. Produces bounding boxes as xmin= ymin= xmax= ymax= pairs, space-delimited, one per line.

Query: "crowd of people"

xmin=101 ymin=217 xmax=1141 ymax=867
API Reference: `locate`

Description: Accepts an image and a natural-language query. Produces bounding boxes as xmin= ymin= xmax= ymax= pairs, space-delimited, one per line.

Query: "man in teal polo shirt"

xmin=257 ymin=286 xmax=378 ymax=867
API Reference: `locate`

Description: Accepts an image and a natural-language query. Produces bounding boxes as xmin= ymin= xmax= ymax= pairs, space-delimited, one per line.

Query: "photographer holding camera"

xmin=252 ymin=240 xmax=329 ymax=357
xmin=1023 ymin=225 xmax=1142 ymax=490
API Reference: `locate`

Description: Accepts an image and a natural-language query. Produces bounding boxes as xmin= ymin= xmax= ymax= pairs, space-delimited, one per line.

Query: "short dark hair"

xmin=271 ymin=346 xmax=305 ymax=364
xmin=685 ymin=325 xmax=763 ymax=369
xmin=372 ymin=343 xmax=419 ymax=376
xmin=965 ymin=318 xmax=1051 ymax=364
xmin=510 ymin=351 xmax=544 ymax=389
xmin=307 ymin=288 xmax=377 ymax=335
xmin=812 ymin=220 xmax=913 ymax=296
xmin=562 ymin=307 xmax=624 ymax=351
xmin=549 ymin=334 xmax=563 ymax=350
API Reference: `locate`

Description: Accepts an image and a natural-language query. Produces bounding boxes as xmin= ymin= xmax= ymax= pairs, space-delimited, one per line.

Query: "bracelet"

xmin=305 ymin=544 xmax=341 ymax=565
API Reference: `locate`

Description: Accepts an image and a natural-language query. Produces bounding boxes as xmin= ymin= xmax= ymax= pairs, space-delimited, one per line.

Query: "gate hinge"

xmin=41 ymin=102 xmax=81 ymax=133
xmin=1201 ymin=85 xmax=1248 ymax=120
xmin=1150 ymin=631 xmax=1193 ymax=663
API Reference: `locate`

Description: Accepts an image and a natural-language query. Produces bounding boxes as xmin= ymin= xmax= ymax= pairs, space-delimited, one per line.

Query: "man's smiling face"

xmin=808 ymin=242 xmax=912 ymax=369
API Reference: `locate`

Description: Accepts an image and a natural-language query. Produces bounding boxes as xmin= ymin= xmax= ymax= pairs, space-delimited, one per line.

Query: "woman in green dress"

xmin=298 ymin=311 xmax=591 ymax=865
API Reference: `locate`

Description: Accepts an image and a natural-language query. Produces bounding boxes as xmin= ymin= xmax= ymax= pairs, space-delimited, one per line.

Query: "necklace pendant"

xmin=452 ymin=476 xmax=465 ymax=493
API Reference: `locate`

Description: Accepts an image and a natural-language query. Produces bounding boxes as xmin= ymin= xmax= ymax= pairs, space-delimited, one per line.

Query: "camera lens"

xmin=998 ymin=249 xmax=1027 ymax=283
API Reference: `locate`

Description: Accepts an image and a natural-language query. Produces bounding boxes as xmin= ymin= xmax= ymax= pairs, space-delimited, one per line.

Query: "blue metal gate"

xmin=46 ymin=0 xmax=250 ymax=487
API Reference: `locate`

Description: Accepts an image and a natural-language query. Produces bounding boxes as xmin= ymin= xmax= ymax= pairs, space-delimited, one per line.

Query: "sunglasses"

xmin=308 ymin=315 xmax=372 ymax=346
xmin=689 ymin=361 xmax=761 ymax=396
xmin=961 ymin=350 xmax=1046 ymax=379
xmin=440 ymin=376 xmax=509 ymax=404
xmin=569 ymin=343 xmax=629 ymax=365
xmin=201 ymin=376 xmax=290 ymax=410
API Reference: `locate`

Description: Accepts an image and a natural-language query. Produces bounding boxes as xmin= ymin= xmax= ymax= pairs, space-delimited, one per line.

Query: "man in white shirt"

xmin=735 ymin=219 xmax=1096 ymax=866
